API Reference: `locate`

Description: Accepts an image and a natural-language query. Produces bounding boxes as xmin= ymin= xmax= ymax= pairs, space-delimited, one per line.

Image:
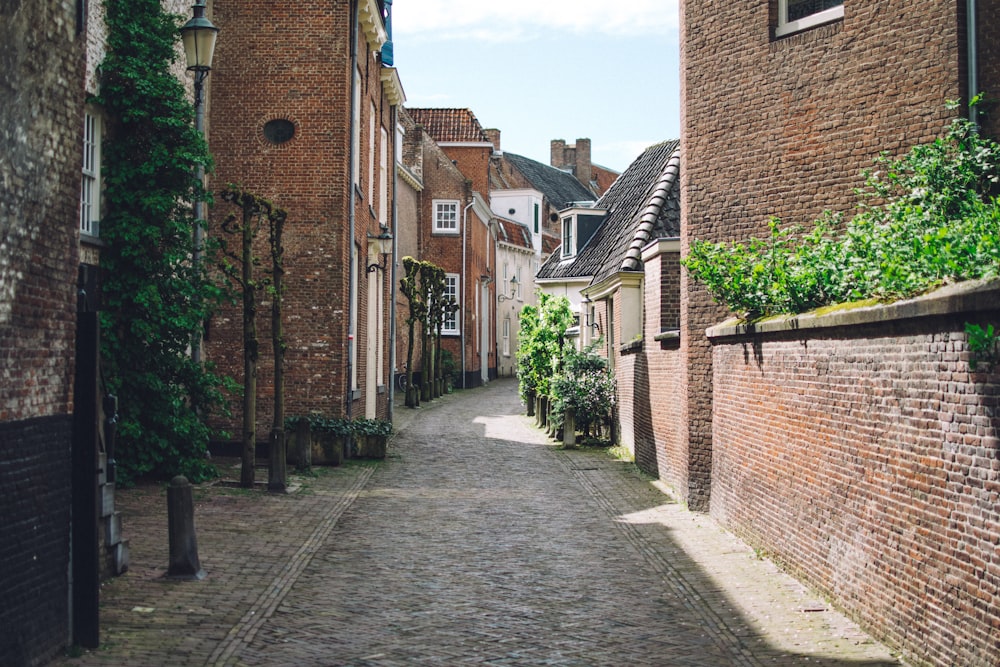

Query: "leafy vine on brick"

xmin=95 ymin=0 xmax=231 ymax=485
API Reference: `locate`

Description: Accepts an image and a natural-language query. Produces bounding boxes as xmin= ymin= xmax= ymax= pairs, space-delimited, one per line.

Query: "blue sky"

xmin=391 ymin=1 xmax=680 ymax=173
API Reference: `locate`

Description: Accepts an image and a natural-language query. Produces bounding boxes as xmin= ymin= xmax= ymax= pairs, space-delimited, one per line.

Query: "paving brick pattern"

xmin=51 ymin=379 xmax=899 ymax=666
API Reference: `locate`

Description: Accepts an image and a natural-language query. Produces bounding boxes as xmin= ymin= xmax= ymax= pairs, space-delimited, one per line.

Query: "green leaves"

xmin=684 ymin=105 xmax=1000 ymax=320
xmin=516 ymin=293 xmax=574 ymax=401
xmin=97 ymin=0 xmax=228 ymax=485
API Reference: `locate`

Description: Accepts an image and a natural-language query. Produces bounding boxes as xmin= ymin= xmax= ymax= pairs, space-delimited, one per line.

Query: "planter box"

xmin=353 ymin=434 xmax=387 ymax=459
xmin=310 ymin=432 xmax=344 ymax=466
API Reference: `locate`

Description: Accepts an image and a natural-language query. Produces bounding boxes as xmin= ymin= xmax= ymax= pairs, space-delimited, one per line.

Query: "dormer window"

xmin=561 ymin=216 xmax=575 ymax=258
xmin=776 ymin=0 xmax=843 ymax=37
xmin=558 ymin=206 xmax=606 ymax=261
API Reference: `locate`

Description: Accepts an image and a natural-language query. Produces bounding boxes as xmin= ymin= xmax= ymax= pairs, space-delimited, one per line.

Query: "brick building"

xmin=677 ymin=1 xmax=1000 ymax=663
xmin=206 ymin=0 xmax=404 ymax=431
xmin=550 ymin=138 xmax=619 ymax=197
xmin=405 ymin=108 xmax=498 ymax=387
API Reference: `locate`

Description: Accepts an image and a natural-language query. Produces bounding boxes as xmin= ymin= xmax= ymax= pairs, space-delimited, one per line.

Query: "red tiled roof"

xmin=497 ymin=217 xmax=533 ymax=251
xmin=407 ymin=108 xmax=489 ymax=143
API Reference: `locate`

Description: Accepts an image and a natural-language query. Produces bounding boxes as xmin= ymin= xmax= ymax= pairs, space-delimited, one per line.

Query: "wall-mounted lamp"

xmin=588 ymin=320 xmax=602 ymax=335
xmin=498 ymin=275 xmax=518 ymax=302
xmin=367 ymin=227 xmax=393 ymax=273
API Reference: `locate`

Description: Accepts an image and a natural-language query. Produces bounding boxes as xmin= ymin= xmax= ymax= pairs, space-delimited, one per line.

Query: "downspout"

xmin=346 ymin=0 xmax=359 ymax=419
xmin=461 ymin=199 xmax=474 ymax=388
xmin=388 ymin=104 xmax=399 ymax=421
xmin=968 ymin=0 xmax=979 ymax=130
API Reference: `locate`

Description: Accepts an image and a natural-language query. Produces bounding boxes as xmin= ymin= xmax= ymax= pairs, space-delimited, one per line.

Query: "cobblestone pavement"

xmin=52 ymin=379 xmax=901 ymax=666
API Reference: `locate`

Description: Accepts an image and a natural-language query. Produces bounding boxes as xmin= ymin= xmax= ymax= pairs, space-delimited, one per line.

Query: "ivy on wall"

xmin=95 ymin=0 xmax=230 ymax=484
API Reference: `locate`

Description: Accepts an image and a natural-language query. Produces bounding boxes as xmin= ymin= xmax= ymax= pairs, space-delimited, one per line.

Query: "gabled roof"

xmin=496 ymin=217 xmax=533 ymax=252
xmin=536 ymin=140 xmax=680 ymax=282
xmin=502 ymin=152 xmax=596 ymax=210
xmin=407 ymin=108 xmax=490 ymax=143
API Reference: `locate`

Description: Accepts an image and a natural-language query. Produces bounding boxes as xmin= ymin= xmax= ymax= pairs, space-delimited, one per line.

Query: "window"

xmin=368 ymin=102 xmax=376 ymax=202
xmin=777 ymin=0 xmax=843 ymax=36
xmin=395 ymin=123 xmax=404 ymax=164
xmin=502 ymin=317 xmax=511 ymax=356
xmin=516 ymin=266 xmax=522 ymax=299
xmin=352 ymin=68 xmax=361 ymax=186
xmin=561 ymin=216 xmax=575 ymax=258
xmin=533 ymin=202 xmax=540 ymax=234
xmin=81 ymin=111 xmax=101 ymax=237
xmin=379 ymin=126 xmax=388 ymax=224
xmin=442 ymin=274 xmax=459 ymax=334
xmin=434 ymin=200 xmax=460 ymax=234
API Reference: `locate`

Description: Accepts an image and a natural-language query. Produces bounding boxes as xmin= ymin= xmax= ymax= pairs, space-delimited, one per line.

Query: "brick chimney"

xmin=484 ymin=128 xmax=501 ymax=153
xmin=574 ymin=138 xmax=592 ymax=186
xmin=550 ymin=139 xmax=567 ymax=169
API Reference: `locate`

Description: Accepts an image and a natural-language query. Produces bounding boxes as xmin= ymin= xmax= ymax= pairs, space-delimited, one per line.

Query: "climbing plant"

xmin=96 ymin=0 xmax=231 ymax=484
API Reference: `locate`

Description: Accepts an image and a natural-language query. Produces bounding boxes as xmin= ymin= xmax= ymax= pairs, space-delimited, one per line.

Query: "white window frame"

xmin=379 ymin=126 xmax=388 ymax=224
xmin=81 ymin=110 xmax=101 ymax=237
xmin=776 ymin=0 xmax=844 ymax=37
xmin=368 ymin=102 xmax=376 ymax=203
xmin=442 ymin=273 xmax=459 ymax=335
xmin=434 ymin=200 xmax=460 ymax=235
xmin=561 ymin=215 xmax=576 ymax=259
xmin=502 ymin=317 xmax=511 ymax=357
xmin=352 ymin=68 xmax=362 ymax=187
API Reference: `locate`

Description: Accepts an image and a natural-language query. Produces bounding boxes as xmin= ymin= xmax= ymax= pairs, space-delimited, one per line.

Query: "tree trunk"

xmin=240 ymin=210 xmax=257 ymax=489
xmin=269 ymin=212 xmax=286 ymax=492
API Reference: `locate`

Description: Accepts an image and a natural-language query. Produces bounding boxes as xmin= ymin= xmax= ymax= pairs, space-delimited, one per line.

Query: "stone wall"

xmin=707 ymin=280 xmax=1000 ymax=666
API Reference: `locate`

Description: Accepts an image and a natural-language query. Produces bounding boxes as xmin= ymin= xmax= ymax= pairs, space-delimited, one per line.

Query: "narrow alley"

xmin=53 ymin=380 xmax=899 ymax=667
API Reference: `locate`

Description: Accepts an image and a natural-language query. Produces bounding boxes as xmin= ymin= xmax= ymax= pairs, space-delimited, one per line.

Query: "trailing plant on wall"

xmin=684 ymin=100 xmax=1000 ymax=321
xmin=96 ymin=0 xmax=231 ymax=484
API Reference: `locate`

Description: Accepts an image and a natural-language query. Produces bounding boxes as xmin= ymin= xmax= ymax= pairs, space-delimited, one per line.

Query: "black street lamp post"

xmin=180 ymin=1 xmax=218 ymax=363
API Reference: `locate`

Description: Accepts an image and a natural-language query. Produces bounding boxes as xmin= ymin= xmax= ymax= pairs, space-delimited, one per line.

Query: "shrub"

xmin=550 ymin=344 xmax=616 ymax=436
xmin=684 ymin=103 xmax=1000 ymax=320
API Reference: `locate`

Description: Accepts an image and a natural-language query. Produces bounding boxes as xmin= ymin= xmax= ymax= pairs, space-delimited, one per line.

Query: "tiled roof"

xmin=536 ymin=140 xmax=680 ymax=282
xmin=502 ymin=153 xmax=596 ymax=210
xmin=497 ymin=217 xmax=533 ymax=251
xmin=406 ymin=108 xmax=490 ymax=143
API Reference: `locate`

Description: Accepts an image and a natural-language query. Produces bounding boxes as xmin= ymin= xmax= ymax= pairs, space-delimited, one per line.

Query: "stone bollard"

xmin=268 ymin=427 xmax=287 ymax=493
xmin=294 ymin=418 xmax=311 ymax=471
xmin=166 ymin=476 xmax=205 ymax=580
xmin=563 ymin=409 xmax=576 ymax=447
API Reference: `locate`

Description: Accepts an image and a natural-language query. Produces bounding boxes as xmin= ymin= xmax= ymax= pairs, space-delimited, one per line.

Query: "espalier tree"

xmin=96 ymin=0 xmax=231 ymax=484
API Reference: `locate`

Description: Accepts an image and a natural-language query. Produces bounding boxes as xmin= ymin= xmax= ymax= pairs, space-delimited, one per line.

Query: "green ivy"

xmin=285 ymin=416 xmax=393 ymax=437
xmin=684 ymin=102 xmax=1000 ymax=321
xmin=96 ymin=0 xmax=231 ymax=485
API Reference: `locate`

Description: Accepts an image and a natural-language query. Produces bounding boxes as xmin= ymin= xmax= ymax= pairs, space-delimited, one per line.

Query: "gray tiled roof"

xmin=536 ymin=140 xmax=680 ymax=282
xmin=502 ymin=152 xmax=596 ymax=210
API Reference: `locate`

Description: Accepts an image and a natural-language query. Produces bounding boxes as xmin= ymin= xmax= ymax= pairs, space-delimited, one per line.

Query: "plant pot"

xmin=563 ymin=409 xmax=576 ymax=447
xmin=354 ymin=434 xmax=387 ymax=459
xmin=311 ymin=432 xmax=344 ymax=466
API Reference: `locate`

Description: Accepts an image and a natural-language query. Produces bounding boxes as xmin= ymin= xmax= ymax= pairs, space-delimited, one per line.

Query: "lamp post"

xmin=180 ymin=1 xmax=218 ymax=363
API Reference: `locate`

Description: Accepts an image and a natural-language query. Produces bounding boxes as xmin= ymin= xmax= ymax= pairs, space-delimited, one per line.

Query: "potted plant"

xmin=350 ymin=418 xmax=393 ymax=459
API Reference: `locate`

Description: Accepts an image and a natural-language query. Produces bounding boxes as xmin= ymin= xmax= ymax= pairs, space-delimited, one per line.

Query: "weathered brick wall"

xmin=681 ymin=0 xmax=969 ymax=509
xmin=0 ymin=417 xmax=74 ymax=666
xmin=1 ymin=0 xmax=84 ymax=663
xmin=709 ymin=287 xmax=1000 ymax=666
xmin=208 ymin=1 xmax=394 ymax=431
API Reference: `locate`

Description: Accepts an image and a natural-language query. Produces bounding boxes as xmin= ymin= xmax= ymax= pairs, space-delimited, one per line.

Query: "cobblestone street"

xmin=52 ymin=379 xmax=900 ymax=666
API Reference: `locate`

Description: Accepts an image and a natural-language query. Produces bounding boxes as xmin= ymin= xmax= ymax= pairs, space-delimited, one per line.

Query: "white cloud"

xmin=393 ymin=0 xmax=678 ymax=42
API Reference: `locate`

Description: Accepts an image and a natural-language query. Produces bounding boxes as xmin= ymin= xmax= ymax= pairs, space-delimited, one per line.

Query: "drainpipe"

xmin=968 ymin=0 xmax=979 ymax=130
xmin=461 ymin=199 xmax=474 ymax=388
xmin=388 ymin=104 xmax=399 ymax=421
xmin=346 ymin=0 xmax=359 ymax=420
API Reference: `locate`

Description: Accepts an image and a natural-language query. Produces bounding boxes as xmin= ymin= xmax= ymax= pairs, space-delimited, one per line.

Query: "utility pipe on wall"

xmin=461 ymin=199 xmax=474 ymax=388
xmin=388 ymin=104 xmax=399 ymax=421
xmin=968 ymin=0 xmax=979 ymax=129
xmin=346 ymin=0 xmax=359 ymax=419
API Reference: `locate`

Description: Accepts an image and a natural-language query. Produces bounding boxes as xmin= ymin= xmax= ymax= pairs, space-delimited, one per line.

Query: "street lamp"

xmin=498 ymin=274 xmax=518 ymax=302
xmin=180 ymin=1 xmax=218 ymax=364
xmin=180 ymin=1 xmax=219 ymax=107
xmin=367 ymin=227 xmax=394 ymax=273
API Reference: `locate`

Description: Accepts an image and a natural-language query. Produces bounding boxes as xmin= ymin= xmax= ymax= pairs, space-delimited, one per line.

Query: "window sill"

xmin=432 ymin=230 xmax=460 ymax=236
xmin=653 ymin=328 xmax=680 ymax=342
xmin=775 ymin=5 xmax=843 ymax=38
xmin=80 ymin=233 xmax=106 ymax=248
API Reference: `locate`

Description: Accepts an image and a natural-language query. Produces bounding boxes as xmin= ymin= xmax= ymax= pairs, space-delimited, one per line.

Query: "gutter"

xmin=388 ymin=104 xmax=398 ymax=421
xmin=346 ymin=0 xmax=358 ymax=419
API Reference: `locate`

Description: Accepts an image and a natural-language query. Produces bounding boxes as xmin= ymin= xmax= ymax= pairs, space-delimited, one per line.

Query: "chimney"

xmin=484 ymin=128 xmax=501 ymax=153
xmin=575 ymin=138 xmax=592 ymax=186
xmin=550 ymin=139 xmax=567 ymax=169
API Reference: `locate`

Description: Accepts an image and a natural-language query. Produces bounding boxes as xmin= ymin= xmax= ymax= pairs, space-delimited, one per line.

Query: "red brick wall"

xmin=709 ymin=295 xmax=1000 ymax=666
xmin=681 ymin=0 xmax=972 ymax=509
xmin=208 ymin=1 xmax=394 ymax=431
xmin=0 ymin=0 xmax=84 ymax=663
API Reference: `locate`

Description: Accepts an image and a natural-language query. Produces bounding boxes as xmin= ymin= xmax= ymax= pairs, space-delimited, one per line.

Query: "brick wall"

xmin=681 ymin=0 xmax=973 ymax=509
xmin=1 ymin=0 xmax=83 ymax=663
xmin=208 ymin=1 xmax=395 ymax=432
xmin=708 ymin=285 xmax=1000 ymax=666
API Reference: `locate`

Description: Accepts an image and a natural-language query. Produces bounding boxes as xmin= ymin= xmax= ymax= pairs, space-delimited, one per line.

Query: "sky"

xmin=391 ymin=0 xmax=681 ymax=173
